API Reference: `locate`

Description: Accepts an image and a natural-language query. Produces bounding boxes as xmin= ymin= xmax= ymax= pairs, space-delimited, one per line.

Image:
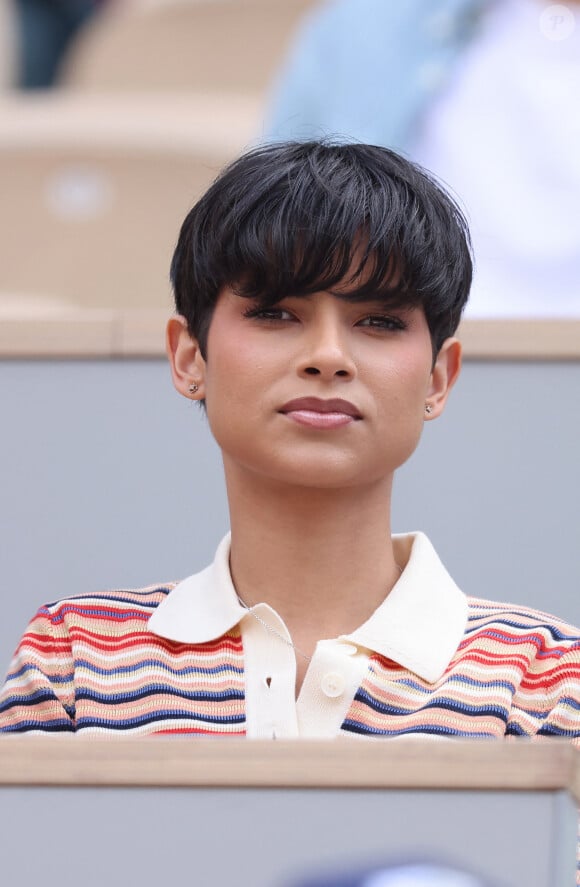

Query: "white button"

xmin=321 ymin=672 xmax=345 ymax=698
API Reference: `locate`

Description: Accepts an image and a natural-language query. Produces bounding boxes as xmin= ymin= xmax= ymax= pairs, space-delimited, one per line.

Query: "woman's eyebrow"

xmin=242 ymin=288 xmax=414 ymax=312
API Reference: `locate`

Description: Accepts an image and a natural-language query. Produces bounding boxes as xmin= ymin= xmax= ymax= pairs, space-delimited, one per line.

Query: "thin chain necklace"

xmin=236 ymin=563 xmax=403 ymax=664
xmin=236 ymin=593 xmax=313 ymax=661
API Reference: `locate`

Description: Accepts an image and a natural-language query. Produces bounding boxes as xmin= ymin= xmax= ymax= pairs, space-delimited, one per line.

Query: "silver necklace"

xmin=236 ymin=593 xmax=313 ymax=662
xmin=236 ymin=563 xmax=403 ymax=664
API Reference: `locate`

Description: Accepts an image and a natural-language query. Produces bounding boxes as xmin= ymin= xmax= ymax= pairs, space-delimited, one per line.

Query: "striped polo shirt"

xmin=1 ymin=531 xmax=579 ymax=742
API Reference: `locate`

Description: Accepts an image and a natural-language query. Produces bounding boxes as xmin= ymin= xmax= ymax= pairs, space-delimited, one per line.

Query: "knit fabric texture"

xmin=1 ymin=586 xmax=579 ymax=882
xmin=1 ymin=586 xmax=579 ymax=740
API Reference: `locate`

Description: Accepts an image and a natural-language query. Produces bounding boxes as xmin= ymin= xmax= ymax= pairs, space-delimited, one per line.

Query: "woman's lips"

xmin=279 ymin=397 xmax=362 ymax=429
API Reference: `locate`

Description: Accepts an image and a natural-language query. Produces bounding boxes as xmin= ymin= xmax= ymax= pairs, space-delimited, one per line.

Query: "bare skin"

xmin=167 ymin=289 xmax=461 ymax=695
xmin=225 ymin=473 xmax=400 ymax=692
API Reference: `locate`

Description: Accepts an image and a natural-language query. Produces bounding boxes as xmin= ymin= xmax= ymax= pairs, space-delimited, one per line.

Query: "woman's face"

xmin=181 ymin=285 xmax=460 ymax=492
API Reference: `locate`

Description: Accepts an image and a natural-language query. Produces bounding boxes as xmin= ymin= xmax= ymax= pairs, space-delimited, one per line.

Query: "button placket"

xmin=297 ymin=639 xmax=369 ymax=737
xmin=240 ymin=609 xmax=299 ymax=738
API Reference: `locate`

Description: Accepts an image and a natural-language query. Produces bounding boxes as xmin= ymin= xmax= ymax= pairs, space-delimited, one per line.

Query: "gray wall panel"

xmin=0 ymin=785 xmax=576 ymax=887
xmin=1 ymin=358 xmax=579 ymax=675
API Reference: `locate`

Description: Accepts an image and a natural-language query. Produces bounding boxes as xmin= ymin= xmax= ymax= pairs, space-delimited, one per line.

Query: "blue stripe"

xmin=75 ymin=686 xmax=245 ymax=705
xmin=506 ymin=700 xmax=580 ymax=720
xmin=396 ymin=674 xmax=515 ymax=694
xmin=43 ymin=589 xmax=171 ymax=609
xmin=444 ymin=674 xmax=516 ymax=692
xmin=7 ymin=664 xmax=74 ymax=685
xmin=537 ymin=723 xmax=580 ymax=739
xmin=558 ymin=695 xmax=580 ymax=712
xmin=354 ymin=688 xmax=509 ymax=721
xmin=0 ymin=689 xmax=68 ymax=708
xmin=44 ymin=605 xmax=151 ymax=624
xmin=465 ymin=617 xmax=580 ymax=644
xmin=73 ymin=659 xmax=244 ymax=678
xmin=505 ymin=722 xmax=527 ymax=736
xmin=341 ymin=721 xmax=495 ymax=738
xmin=75 ymin=710 xmax=245 ymax=729
xmin=0 ymin=721 xmax=74 ymax=733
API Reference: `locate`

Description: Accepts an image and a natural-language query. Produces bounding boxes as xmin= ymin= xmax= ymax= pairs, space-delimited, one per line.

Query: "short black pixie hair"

xmin=171 ymin=141 xmax=472 ymax=357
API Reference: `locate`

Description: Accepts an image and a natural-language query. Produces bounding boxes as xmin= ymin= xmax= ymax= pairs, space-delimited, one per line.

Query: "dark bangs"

xmin=171 ymin=141 xmax=473 ymax=355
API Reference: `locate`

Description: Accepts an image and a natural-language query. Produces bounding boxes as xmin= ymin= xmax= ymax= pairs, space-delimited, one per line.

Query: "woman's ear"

xmin=166 ymin=315 xmax=206 ymax=401
xmin=424 ymin=337 xmax=462 ymax=421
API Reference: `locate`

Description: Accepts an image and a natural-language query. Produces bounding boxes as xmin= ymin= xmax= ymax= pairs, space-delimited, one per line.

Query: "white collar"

xmin=148 ymin=532 xmax=467 ymax=684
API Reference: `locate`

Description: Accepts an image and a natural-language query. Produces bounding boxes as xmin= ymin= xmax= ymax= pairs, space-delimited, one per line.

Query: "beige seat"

xmin=62 ymin=0 xmax=316 ymax=95
xmin=0 ymin=92 xmax=261 ymax=313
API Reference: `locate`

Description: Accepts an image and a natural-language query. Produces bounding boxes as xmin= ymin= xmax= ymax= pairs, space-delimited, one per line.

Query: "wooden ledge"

xmin=0 ymin=311 xmax=579 ymax=360
xmin=0 ymin=307 xmax=169 ymax=358
xmin=0 ymin=92 xmax=263 ymax=159
xmin=458 ymin=318 xmax=580 ymax=360
xmin=0 ymin=738 xmax=578 ymax=798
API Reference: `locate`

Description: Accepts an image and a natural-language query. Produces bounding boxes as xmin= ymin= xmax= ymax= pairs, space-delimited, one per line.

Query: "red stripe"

xmin=68 ymin=629 xmax=243 ymax=654
xmin=151 ymin=728 xmax=246 ymax=736
xmin=19 ymin=636 xmax=71 ymax=655
xmin=452 ymin=651 xmax=530 ymax=669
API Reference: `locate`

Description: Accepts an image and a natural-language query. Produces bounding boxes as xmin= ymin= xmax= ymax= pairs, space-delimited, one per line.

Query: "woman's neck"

xmin=225 ymin=466 xmax=401 ymax=645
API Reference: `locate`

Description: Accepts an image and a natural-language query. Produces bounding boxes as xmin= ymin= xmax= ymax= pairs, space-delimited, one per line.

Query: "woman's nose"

xmin=296 ymin=320 xmax=357 ymax=381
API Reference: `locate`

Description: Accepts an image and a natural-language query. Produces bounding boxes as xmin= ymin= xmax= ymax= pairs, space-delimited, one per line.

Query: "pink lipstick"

xmin=279 ymin=397 xmax=362 ymax=429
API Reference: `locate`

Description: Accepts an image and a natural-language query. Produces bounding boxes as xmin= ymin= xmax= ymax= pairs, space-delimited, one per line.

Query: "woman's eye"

xmin=358 ymin=315 xmax=406 ymax=331
xmin=243 ymin=307 xmax=294 ymax=322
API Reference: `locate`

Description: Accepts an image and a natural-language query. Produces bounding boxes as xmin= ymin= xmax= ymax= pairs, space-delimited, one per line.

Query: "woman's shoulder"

xmin=25 ymin=581 xmax=181 ymax=636
xmin=465 ymin=594 xmax=580 ymax=645
xmin=41 ymin=581 xmax=179 ymax=611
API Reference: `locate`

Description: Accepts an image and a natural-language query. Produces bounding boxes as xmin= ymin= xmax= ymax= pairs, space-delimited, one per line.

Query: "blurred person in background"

xmin=12 ymin=0 xmax=108 ymax=88
xmin=266 ymin=0 xmax=580 ymax=319
xmin=0 ymin=2 xmax=16 ymax=87
xmin=292 ymin=859 xmax=496 ymax=887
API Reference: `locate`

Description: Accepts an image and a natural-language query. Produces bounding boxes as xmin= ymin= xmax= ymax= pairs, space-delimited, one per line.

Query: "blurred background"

xmin=0 ymin=0 xmax=579 ymax=318
xmin=0 ymin=0 xmax=314 ymax=317
xmin=0 ymin=0 xmax=579 ymax=672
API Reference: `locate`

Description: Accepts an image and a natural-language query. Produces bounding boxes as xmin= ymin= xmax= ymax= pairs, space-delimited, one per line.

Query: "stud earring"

xmin=188 ymin=383 xmax=199 ymax=394
xmin=425 ymin=404 xmax=433 ymax=415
